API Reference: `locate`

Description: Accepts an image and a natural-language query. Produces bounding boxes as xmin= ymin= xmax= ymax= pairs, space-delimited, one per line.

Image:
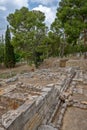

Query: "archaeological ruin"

xmin=0 ymin=60 xmax=87 ymax=130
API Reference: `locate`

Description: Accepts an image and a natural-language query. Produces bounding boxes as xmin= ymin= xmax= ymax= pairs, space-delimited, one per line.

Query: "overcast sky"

xmin=0 ymin=0 xmax=60 ymax=36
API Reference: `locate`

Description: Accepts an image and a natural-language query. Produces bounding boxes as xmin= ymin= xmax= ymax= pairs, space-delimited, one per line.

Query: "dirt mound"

xmin=39 ymin=57 xmax=60 ymax=69
xmin=40 ymin=57 xmax=87 ymax=70
xmin=66 ymin=59 xmax=87 ymax=70
xmin=39 ymin=57 xmax=69 ymax=69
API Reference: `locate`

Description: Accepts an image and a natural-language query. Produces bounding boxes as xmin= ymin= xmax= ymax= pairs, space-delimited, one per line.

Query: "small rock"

xmin=6 ymin=76 xmax=18 ymax=83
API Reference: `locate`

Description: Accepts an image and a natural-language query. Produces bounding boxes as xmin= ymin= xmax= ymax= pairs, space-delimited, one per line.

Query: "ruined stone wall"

xmin=5 ymin=87 xmax=59 ymax=130
xmin=0 ymin=68 xmax=75 ymax=130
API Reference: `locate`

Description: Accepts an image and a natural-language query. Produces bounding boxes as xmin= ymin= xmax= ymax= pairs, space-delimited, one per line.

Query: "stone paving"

xmin=61 ymin=70 xmax=87 ymax=130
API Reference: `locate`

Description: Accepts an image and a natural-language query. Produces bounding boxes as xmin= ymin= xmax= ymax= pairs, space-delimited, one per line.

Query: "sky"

xmin=0 ymin=0 xmax=60 ymax=36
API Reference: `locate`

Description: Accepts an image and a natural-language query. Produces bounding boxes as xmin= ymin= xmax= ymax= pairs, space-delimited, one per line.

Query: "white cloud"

xmin=0 ymin=0 xmax=29 ymax=36
xmin=0 ymin=0 xmax=58 ymax=35
xmin=33 ymin=5 xmax=57 ymax=27
xmin=0 ymin=6 xmax=6 ymax=11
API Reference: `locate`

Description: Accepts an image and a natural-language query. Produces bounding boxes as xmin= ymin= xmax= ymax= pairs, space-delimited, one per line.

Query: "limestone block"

xmin=6 ymin=76 xmax=18 ymax=83
xmin=0 ymin=128 xmax=5 ymax=130
xmin=59 ymin=59 xmax=68 ymax=67
xmin=81 ymin=101 xmax=87 ymax=105
xmin=2 ymin=110 xmax=20 ymax=129
xmin=77 ymin=88 xmax=83 ymax=94
xmin=38 ymin=125 xmax=57 ymax=130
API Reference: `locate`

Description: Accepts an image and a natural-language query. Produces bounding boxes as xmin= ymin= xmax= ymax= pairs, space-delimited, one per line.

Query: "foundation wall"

xmin=6 ymin=87 xmax=58 ymax=130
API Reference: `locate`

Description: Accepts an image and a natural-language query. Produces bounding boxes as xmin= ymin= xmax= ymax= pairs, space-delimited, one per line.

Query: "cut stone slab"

xmin=38 ymin=125 xmax=57 ymax=130
xmin=6 ymin=76 xmax=18 ymax=83
xmin=81 ymin=101 xmax=87 ymax=105
xmin=0 ymin=127 xmax=5 ymax=130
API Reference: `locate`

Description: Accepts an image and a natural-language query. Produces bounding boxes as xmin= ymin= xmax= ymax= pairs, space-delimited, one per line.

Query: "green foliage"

xmin=48 ymin=31 xmax=61 ymax=57
xmin=50 ymin=0 xmax=87 ymax=57
xmin=52 ymin=0 xmax=87 ymax=45
xmin=64 ymin=44 xmax=87 ymax=56
xmin=0 ymin=35 xmax=4 ymax=64
xmin=15 ymin=52 xmax=21 ymax=62
xmin=6 ymin=4 xmax=87 ymax=62
xmin=7 ymin=7 xmax=47 ymax=67
xmin=4 ymin=25 xmax=16 ymax=68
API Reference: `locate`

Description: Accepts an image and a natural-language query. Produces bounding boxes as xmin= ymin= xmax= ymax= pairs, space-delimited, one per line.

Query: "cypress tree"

xmin=4 ymin=25 xmax=15 ymax=68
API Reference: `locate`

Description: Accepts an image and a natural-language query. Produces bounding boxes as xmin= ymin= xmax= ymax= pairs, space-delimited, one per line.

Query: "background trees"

xmin=1 ymin=1 xmax=87 ymax=68
xmin=0 ymin=35 xmax=4 ymax=64
xmin=50 ymin=0 xmax=87 ymax=57
xmin=4 ymin=25 xmax=15 ymax=68
xmin=57 ymin=0 xmax=87 ymax=44
xmin=7 ymin=7 xmax=47 ymax=67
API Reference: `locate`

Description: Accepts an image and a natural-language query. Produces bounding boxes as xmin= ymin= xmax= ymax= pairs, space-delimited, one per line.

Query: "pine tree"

xmin=7 ymin=7 xmax=47 ymax=67
xmin=4 ymin=25 xmax=15 ymax=68
xmin=0 ymin=35 xmax=4 ymax=64
xmin=52 ymin=0 xmax=87 ymax=45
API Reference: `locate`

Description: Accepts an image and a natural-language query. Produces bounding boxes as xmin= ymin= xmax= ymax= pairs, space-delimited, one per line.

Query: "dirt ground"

xmin=61 ymin=107 xmax=87 ymax=130
xmin=0 ymin=63 xmax=35 ymax=73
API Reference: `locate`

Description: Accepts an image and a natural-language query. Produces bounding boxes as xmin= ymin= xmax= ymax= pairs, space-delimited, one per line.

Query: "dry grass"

xmin=0 ymin=63 xmax=36 ymax=79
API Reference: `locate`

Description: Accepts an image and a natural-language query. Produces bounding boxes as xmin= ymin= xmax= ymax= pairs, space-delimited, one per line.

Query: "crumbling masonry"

xmin=0 ymin=67 xmax=87 ymax=130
